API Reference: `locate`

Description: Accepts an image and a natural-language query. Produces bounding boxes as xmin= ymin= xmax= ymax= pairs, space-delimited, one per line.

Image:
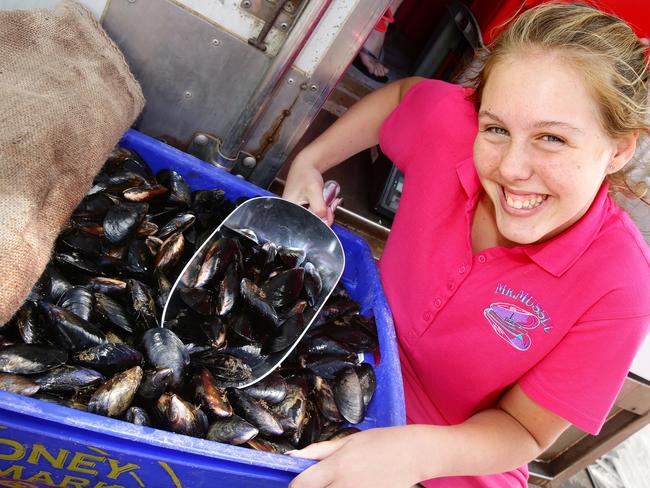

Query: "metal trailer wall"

xmin=0 ymin=0 xmax=391 ymax=187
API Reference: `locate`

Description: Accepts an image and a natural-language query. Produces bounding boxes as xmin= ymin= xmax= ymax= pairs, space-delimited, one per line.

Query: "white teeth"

xmin=505 ymin=191 xmax=546 ymax=210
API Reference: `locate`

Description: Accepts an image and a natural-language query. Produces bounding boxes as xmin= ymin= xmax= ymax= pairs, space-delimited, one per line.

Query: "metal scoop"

xmin=161 ymin=185 xmax=344 ymax=388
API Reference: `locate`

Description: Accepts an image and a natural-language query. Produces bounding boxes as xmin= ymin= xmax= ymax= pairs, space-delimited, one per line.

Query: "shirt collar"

xmin=455 ymin=157 xmax=612 ymax=277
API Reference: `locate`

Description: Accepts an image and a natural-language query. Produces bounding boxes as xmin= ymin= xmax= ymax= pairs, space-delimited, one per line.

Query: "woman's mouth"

xmin=501 ymin=187 xmax=549 ymax=212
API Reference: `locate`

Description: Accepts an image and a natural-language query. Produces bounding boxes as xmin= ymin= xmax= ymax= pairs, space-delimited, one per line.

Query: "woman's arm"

xmin=288 ymin=384 xmax=570 ymax=487
xmin=282 ymin=76 xmax=424 ymax=221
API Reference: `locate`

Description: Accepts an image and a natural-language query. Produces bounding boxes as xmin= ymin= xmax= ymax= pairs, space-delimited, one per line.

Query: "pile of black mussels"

xmin=0 ymin=147 xmax=379 ymax=453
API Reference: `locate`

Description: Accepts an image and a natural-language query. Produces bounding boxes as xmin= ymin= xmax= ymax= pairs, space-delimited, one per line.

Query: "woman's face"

xmin=473 ymin=52 xmax=634 ymax=245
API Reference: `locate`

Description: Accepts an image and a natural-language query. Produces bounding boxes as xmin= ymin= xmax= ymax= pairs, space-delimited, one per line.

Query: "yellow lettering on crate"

xmin=24 ymin=471 xmax=54 ymax=485
xmin=59 ymin=475 xmax=91 ymax=488
xmin=0 ymin=439 xmax=25 ymax=461
xmin=27 ymin=444 xmax=70 ymax=469
xmin=158 ymin=462 xmax=183 ymax=488
xmin=0 ymin=480 xmax=38 ymax=488
xmin=105 ymin=460 xmax=139 ymax=480
xmin=92 ymin=483 xmax=124 ymax=488
xmin=0 ymin=465 xmax=23 ymax=479
xmin=67 ymin=452 xmax=105 ymax=476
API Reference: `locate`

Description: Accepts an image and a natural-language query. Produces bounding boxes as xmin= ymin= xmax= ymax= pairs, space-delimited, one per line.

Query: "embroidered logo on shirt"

xmin=484 ymin=283 xmax=553 ymax=351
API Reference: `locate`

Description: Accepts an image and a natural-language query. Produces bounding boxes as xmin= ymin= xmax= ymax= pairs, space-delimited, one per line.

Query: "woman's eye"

xmin=487 ymin=126 xmax=508 ymax=136
xmin=541 ymin=134 xmax=564 ymax=143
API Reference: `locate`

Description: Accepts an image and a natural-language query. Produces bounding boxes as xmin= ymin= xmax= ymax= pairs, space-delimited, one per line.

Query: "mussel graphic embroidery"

xmin=483 ymin=302 xmax=540 ymax=351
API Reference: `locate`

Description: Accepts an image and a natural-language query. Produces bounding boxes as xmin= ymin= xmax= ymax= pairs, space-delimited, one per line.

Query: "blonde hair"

xmin=469 ymin=2 xmax=650 ymax=205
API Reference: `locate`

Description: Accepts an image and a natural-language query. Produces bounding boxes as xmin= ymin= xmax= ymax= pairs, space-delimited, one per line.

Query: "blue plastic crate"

xmin=0 ymin=129 xmax=405 ymax=488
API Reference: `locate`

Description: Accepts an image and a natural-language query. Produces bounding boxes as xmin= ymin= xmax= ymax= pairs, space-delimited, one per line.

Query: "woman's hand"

xmin=288 ymin=427 xmax=422 ymax=488
xmin=282 ymin=158 xmax=333 ymax=225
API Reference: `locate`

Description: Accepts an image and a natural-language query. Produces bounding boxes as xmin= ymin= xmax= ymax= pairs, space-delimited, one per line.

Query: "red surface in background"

xmin=474 ymin=0 xmax=650 ymax=44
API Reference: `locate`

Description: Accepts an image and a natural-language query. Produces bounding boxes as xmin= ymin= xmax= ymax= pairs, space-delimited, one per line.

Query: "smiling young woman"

xmin=282 ymin=3 xmax=650 ymax=487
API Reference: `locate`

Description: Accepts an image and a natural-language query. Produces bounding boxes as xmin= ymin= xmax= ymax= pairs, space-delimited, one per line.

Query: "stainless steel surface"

xmin=247 ymin=0 xmax=295 ymax=51
xmin=102 ymin=0 xmax=271 ymax=144
xmin=241 ymin=0 xmax=302 ymax=36
xmin=215 ymin=0 xmax=333 ymax=170
xmin=246 ymin=0 xmax=392 ymax=187
xmin=161 ymin=196 xmax=345 ymax=388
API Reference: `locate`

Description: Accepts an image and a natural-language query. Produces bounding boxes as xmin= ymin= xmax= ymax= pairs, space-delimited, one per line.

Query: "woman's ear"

xmin=607 ymin=130 xmax=639 ymax=174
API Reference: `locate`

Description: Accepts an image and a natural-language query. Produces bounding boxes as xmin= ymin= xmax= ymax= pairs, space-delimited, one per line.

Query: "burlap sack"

xmin=0 ymin=1 xmax=145 ymax=325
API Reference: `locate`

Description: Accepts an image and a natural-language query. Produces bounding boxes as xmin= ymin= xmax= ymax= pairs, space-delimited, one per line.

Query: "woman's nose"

xmin=498 ymin=141 xmax=534 ymax=182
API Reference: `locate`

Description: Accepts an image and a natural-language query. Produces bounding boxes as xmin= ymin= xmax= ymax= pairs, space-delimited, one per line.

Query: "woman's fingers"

xmin=287 ymin=439 xmax=346 ymax=461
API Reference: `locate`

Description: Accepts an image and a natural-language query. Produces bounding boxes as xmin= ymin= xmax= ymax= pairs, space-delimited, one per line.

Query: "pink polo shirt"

xmin=378 ymin=79 xmax=650 ymax=487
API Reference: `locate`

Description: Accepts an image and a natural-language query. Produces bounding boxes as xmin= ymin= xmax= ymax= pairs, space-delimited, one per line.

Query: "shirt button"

xmin=433 ymin=298 xmax=442 ymax=308
xmin=423 ymin=311 xmax=433 ymax=321
xmin=458 ymin=265 xmax=467 ymax=274
xmin=477 ymin=255 xmax=487 ymax=264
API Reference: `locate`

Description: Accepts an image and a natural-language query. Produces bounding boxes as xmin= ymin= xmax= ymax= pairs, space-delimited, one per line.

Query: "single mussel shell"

xmin=356 ymin=363 xmax=377 ymax=409
xmin=304 ymin=335 xmax=356 ymax=357
xmin=124 ymin=406 xmax=151 ymax=426
xmin=128 ymin=279 xmax=159 ymax=329
xmin=269 ymin=379 xmax=308 ymax=436
xmin=314 ymin=375 xmax=343 ymax=422
xmin=179 ymin=287 xmax=215 ymax=316
xmin=123 ymin=184 xmax=168 ymax=203
xmin=58 ymin=229 xmax=102 ymax=257
xmin=216 ymin=262 xmax=239 ymax=317
xmin=94 ymin=292 xmax=134 ymax=334
xmin=153 ymin=269 xmax=172 ymax=311
xmin=191 ymin=350 xmax=253 ymax=388
xmin=136 ymin=220 xmax=159 ymax=237
xmin=0 ymin=344 xmax=67 ymax=375
xmin=227 ymin=311 xmax=260 ymax=346
xmin=94 ymin=171 xmax=147 ymax=194
xmin=333 ymin=367 xmax=364 ymax=424
xmin=34 ymin=365 xmax=105 ymax=393
xmin=86 ymin=276 xmax=127 ymax=298
xmin=261 ymin=268 xmax=304 ymax=309
xmin=141 ymin=328 xmax=189 ymax=389
xmin=156 ymin=213 xmax=196 ymax=240
xmin=88 ymin=365 xmax=143 ymax=417
xmin=246 ymin=437 xmax=294 ymax=454
xmin=54 ymin=251 xmax=105 ymax=277
xmin=26 ymin=269 xmax=53 ymax=304
xmin=157 ymin=170 xmax=192 ymax=208
xmin=242 ymin=372 xmax=287 ymax=405
xmin=126 ymin=239 xmax=153 ymax=276
xmin=39 ymin=302 xmax=106 ymax=351
xmin=46 ymin=266 xmax=73 ymax=302
xmin=136 ymin=367 xmax=173 ymax=403
xmin=59 ymin=287 xmax=94 ymax=322
xmin=264 ymin=314 xmax=305 ymax=355
xmin=103 ymin=202 xmax=149 ymax=245
xmin=206 ymin=414 xmax=258 ymax=445
xmin=298 ymin=402 xmax=322 ymax=449
xmin=15 ymin=302 xmax=51 ymax=345
xmin=155 ymin=393 xmax=205 ymax=437
xmin=303 ymin=262 xmax=323 ymax=307
xmin=315 ymin=323 xmax=378 ymax=352
xmin=194 ymin=368 xmax=233 ymax=419
xmin=227 ymin=388 xmax=283 ymax=437
xmin=194 ymin=237 xmax=242 ymax=289
xmin=154 ymin=232 xmax=184 ymax=274
xmin=173 ymin=314 xmax=226 ymax=351
xmin=0 ymin=373 xmax=40 ymax=396
xmin=240 ymin=278 xmax=279 ymax=329
xmin=277 ymin=246 xmax=306 ymax=269
xmin=301 ymin=353 xmax=359 ymax=380
xmin=72 ymin=193 xmax=116 ymax=221
xmin=73 ymin=343 xmax=143 ymax=376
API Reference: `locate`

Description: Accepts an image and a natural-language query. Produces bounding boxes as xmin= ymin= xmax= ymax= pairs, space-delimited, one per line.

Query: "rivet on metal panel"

xmin=242 ymin=156 xmax=257 ymax=168
xmin=309 ymin=84 xmax=318 ymax=92
xmin=194 ymin=134 xmax=209 ymax=146
xmin=242 ymin=0 xmax=252 ymax=8
xmin=212 ymin=39 xmax=221 ymax=46
xmin=287 ymin=78 xmax=295 ymax=85
xmin=184 ymin=91 xmax=192 ymax=99
xmin=280 ymin=22 xmax=289 ymax=31
xmin=284 ymin=1 xmax=295 ymax=13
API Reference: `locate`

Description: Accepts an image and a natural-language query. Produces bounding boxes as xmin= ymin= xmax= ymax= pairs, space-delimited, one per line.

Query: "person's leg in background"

xmin=355 ymin=0 xmax=404 ymax=82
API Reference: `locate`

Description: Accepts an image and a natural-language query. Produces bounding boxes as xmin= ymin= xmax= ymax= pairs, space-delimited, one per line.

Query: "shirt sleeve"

xmin=519 ymin=312 xmax=649 ymax=435
xmin=378 ymin=79 xmax=451 ymax=173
